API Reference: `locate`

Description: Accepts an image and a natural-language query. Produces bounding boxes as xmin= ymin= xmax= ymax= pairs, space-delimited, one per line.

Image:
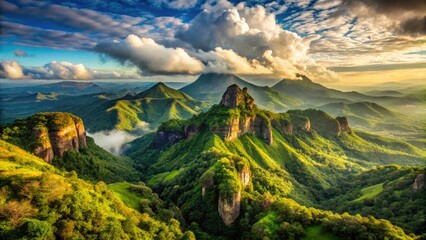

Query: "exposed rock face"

xmin=413 ymin=174 xmax=425 ymax=191
xmin=152 ymin=131 xmax=184 ymax=148
xmin=289 ymin=115 xmax=311 ymax=133
xmin=184 ymin=124 xmax=199 ymax=138
xmin=271 ymin=118 xmax=293 ymax=135
xmin=201 ymin=174 xmax=214 ymax=197
xmin=220 ymin=85 xmax=254 ymax=110
xmin=32 ymin=128 xmax=54 ymax=163
xmin=218 ymin=191 xmax=241 ymax=226
xmin=213 ymin=85 xmax=273 ymax=144
xmin=239 ymin=166 xmax=250 ymax=188
xmin=30 ymin=113 xmax=87 ymax=163
xmin=336 ymin=116 xmax=351 ymax=132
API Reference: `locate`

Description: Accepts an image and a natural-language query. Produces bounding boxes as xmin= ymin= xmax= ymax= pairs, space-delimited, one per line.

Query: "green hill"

xmin=180 ymin=73 xmax=303 ymax=111
xmin=272 ymin=75 xmax=424 ymax=111
xmin=0 ymin=140 xmax=192 ymax=239
xmin=319 ymin=165 xmax=426 ymax=234
xmin=125 ymin=84 xmax=424 ymax=239
xmin=317 ymin=102 xmax=422 ymax=135
xmin=83 ymin=82 xmax=209 ymax=132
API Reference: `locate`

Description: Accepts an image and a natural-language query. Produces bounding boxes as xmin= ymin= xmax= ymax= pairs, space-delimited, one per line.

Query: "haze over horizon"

xmin=1 ymin=0 xmax=425 ymax=88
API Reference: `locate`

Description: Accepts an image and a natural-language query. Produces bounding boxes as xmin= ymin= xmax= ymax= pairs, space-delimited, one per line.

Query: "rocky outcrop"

xmin=29 ymin=113 xmax=87 ymax=163
xmin=211 ymin=85 xmax=273 ymax=144
xmin=336 ymin=116 xmax=351 ymax=132
xmin=239 ymin=166 xmax=250 ymax=188
xmin=220 ymin=85 xmax=254 ymax=110
xmin=32 ymin=127 xmax=54 ymax=163
xmin=413 ymin=174 xmax=425 ymax=191
xmin=152 ymin=131 xmax=184 ymax=148
xmin=218 ymin=191 xmax=241 ymax=226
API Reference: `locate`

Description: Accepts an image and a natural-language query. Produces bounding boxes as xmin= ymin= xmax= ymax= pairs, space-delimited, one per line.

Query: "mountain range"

xmin=0 ymin=83 xmax=425 ymax=239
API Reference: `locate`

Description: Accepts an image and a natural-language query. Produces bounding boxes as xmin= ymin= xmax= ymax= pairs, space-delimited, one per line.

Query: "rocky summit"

xmin=2 ymin=112 xmax=87 ymax=163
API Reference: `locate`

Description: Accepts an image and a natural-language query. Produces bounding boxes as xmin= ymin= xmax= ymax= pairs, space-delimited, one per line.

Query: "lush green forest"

xmin=0 ymin=82 xmax=424 ymax=239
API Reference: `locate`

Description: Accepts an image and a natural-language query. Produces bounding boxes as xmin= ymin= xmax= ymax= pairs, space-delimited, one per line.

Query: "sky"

xmin=1 ymin=0 xmax=425 ymax=87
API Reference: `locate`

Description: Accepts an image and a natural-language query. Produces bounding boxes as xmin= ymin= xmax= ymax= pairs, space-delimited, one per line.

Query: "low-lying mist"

xmin=87 ymin=130 xmax=139 ymax=155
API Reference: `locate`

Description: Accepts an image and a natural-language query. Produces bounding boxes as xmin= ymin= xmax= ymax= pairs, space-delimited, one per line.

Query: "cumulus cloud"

xmin=0 ymin=61 xmax=138 ymax=80
xmin=93 ymin=4 xmax=340 ymax=81
xmin=0 ymin=60 xmax=25 ymax=79
xmin=95 ymin=34 xmax=204 ymax=75
xmin=14 ymin=50 xmax=29 ymax=57
xmin=175 ymin=4 xmax=340 ymax=81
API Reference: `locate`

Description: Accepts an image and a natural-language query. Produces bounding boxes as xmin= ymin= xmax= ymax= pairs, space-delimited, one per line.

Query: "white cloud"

xmin=0 ymin=61 xmax=139 ymax=80
xmin=96 ymin=34 xmax=204 ymax=75
xmin=196 ymin=47 xmax=273 ymax=74
xmin=175 ymin=4 xmax=340 ymax=81
xmin=150 ymin=0 xmax=198 ymax=9
xmin=0 ymin=60 xmax=25 ymax=79
xmin=88 ymin=130 xmax=139 ymax=155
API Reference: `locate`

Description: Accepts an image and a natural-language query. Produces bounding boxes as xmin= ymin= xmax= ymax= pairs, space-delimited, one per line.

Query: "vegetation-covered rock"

xmin=1 ymin=112 xmax=87 ymax=163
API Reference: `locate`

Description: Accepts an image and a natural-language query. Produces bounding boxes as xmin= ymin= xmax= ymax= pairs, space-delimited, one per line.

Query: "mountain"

xmin=317 ymin=102 xmax=422 ymax=134
xmin=0 ymin=91 xmax=124 ymax=123
xmin=272 ymin=75 xmax=424 ymax=114
xmin=180 ymin=73 xmax=303 ymax=111
xmin=81 ymin=82 xmax=209 ymax=132
xmin=1 ymin=81 xmax=105 ymax=95
xmin=125 ymin=84 xmax=424 ymax=238
xmin=0 ymin=112 xmax=139 ymax=183
xmin=0 ymin=139 xmax=192 ymax=239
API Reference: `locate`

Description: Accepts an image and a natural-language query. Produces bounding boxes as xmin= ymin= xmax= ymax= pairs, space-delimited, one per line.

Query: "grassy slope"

xmin=0 ymin=140 xmax=188 ymax=239
xmin=107 ymin=182 xmax=141 ymax=210
xmin=85 ymin=85 xmax=208 ymax=132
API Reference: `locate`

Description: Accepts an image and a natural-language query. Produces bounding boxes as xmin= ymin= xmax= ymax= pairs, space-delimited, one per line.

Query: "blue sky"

xmin=1 ymin=0 xmax=425 ymax=85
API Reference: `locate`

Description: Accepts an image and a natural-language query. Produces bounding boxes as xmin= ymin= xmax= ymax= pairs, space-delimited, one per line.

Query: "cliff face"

xmin=220 ymin=85 xmax=255 ymax=110
xmin=413 ymin=174 xmax=425 ymax=191
xmin=213 ymin=85 xmax=273 ymax=144
xmin=27 ymin=113 xmax=87 ymax=163
xmin=152 ymin=131 xmax=184 ymax=148
xmin=217 ymin=165 xmax=250 ymax=225
xmin=218 ymin=191 xmax=241 ymax=226
xmin=336 ymin=116 xmax=351 ymax=132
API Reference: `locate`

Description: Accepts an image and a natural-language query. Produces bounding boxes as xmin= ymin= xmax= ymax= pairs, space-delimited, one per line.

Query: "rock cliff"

xmin=3 ymin=112 xmax=87 ymax=163
xmin=212 ymin=85 xmax=273 ymax=144
xmin=152 ymin=85 xmax=351 ymax=148
xmin=336 ymin=116 xmax=351 ymax=132
xmin=413 ymin=173 xmax=425 ymax=191
xmin=33 ymin=113 xmax=87 ymax=163
xmin=218 ymin=191 xmax=241 ymax=226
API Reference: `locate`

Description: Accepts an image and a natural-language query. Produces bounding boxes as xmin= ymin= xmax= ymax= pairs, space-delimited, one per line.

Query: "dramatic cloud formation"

xmin=340 ymin=0 xmax=426 ymax=35
xmin=96 ymin=35 xmax=204 ymax=75
xmin=14 ymin=50 xmax=29 ymax=57
xmin=0 ymin=60 xmax=25 ymax=79
xmin=96 ymin=4 xmax=341 ymax=81
xmin=2 ymin=0 xmax=425 ymax=84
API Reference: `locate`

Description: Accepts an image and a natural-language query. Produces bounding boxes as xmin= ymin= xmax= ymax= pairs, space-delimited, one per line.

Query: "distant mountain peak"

xmin=220 ymin=84 xmax=255 ymax=110
xmin=133 ymin=82 xmax=193 ymax=100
